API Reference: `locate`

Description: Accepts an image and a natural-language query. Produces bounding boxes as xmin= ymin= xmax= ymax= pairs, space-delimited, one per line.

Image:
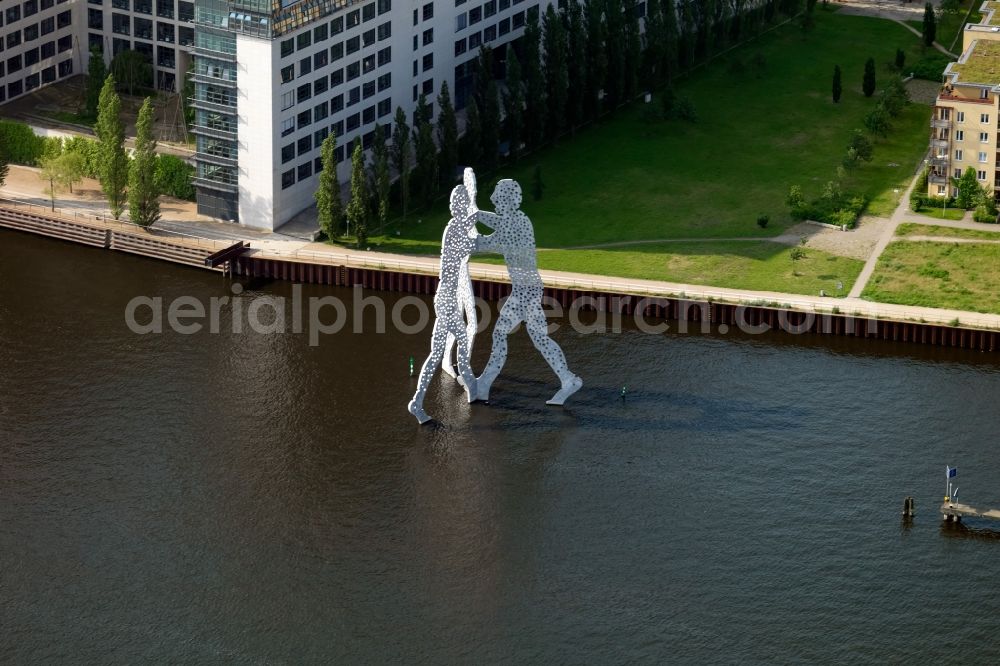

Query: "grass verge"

xmin=897 ymin=222 xmax=1000 ymax=238
xmin=862 ymin=240 xmax=1000 ymax=313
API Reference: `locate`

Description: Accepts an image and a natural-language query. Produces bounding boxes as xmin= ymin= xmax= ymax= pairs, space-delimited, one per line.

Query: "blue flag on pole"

xmin=948 ymin=467 xmax=958 ymax=478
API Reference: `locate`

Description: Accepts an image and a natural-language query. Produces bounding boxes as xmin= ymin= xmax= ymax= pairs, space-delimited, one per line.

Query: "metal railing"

xmin=0 ymin=197 xmax=234 ymax=252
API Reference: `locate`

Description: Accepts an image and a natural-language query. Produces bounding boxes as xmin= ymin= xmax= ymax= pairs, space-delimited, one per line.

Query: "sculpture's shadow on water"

xmin=459 ymin=376 xmax=808 ymax=435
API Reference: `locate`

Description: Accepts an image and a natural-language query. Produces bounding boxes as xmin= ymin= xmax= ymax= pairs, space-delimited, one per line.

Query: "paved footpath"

xmin=5 ymin=165 xmax=1000 ymax=330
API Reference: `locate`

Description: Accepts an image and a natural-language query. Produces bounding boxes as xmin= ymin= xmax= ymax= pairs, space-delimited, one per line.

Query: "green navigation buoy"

xmin=409 ymin=356 xmax=415 ymax=376
xmin=620 ymin=385 xmax=627 ymax=399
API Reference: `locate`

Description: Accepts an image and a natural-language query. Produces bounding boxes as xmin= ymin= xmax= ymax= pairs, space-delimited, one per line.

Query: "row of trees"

xmin=831 ymin=58 xmax=880 ymax=103
xmin=84 ymin=48 xmax=155 ymax=118
xmin=314 ymin=0 xmax=809 ymax=244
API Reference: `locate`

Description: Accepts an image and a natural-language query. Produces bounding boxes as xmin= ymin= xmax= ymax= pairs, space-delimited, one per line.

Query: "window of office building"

xmin=377 ymin=97 xmax=390 ymax=117
xmin=346 ymin=36 xmax=359 ymax=54
xmin=297 ymin=31 xmax=311 ymax=50
xmin=57 ymin=34 xmax=72 ymax=51
xmin=40 ymin=40 xmax=54 ymax=58
xmin=314 ymin=75 xmax=328 ymax=94
xmin=347 ymin=61 xmax=360 ymax=80
xmin=363 ymin=54 xmax=375 ymax=74
xmin=57 ymin=9 xmax=71 ymax=27
xmin=297 ymin=135 xmax=311 ymax=154
xmin=314 ymin=100 xmax=328 ymax=121
xmin=455 ymin=38 xmax=466 ymax=56
xmin=113 ymin=13 xmax=130 ymax=35
xmin=377 ymin=46 xmax=390 ymax=66
xmin=348 ymin=86 xmax=360 ymax=105
xmin=378 ymin=21 xmax=390 ymax=40
xmin=24 ymin=23 xmax=38 ymax=41
xmin=135 ymin=16 xmax=152 ymax=39
xmin=7 ymin=32 xmax=22 ymax=49
xmin=331 ymin=42 xmax=343 ymax=61
xmin=281 ymin=90 xmax=295 ymax=110
xmin=331 ymin=93 xmax=343 ymax=112
xmin=297 ymin=162 xmax=312 ymax=180
xmin=362 ymin=80 xmax=375 ymax=98
xmin=484 ymin=0 xmax=496 ymax=16
xmin=297 ymin=108 xmax=311 ymax=129
xmin=24 ymin=47 xmax=40 ymax=66
xmin=499 ymin=17 xmax=509 ymax=35
xmin=299 ymin=55 xmax=311 ymax=75
xmin=281 ymin=64 xmax=294 ymax=83
xmin=422 ymin=53 xmax=433 ymax=71
xmin=423 ymin=2 xmax=433 ymax=19
xmin=42 ymin=65 xmax=56 ymax=82
xmin=363 ymin=2 xmax=375 ymax=21
xmin=331 ymin=16 xmax=343 ymax=34
xmin=88 ymin=8 xmax=102 ymax=29
xmin=281 ymin=117 xmax=295 ymax=136
xmin=297 ymin=83 xmax=311 ymax=103
xmin=314 ymin=49 xmax=328 ymax=69
xmin=347 ymin=9 xmax=360 ymax=27
xmin=156 ymin=0 xmax=173 ymax=19
xmin=377 ymin=0 xmax=390 ymax=14
xmin=377 ymin=72 xmax=390 ymax=91
xmin=363 ymin=28 xmax=375 ymax=47
xmin=346 ymin=113 xmax=360 ymax=131
xmin=281 ymin=168 xmax=295 ymax=189
xmin=281 ymin=38 xmax=294 ymax=57
xmin=484 ymin=24 xmax=495 ymax=41
xmin=24 ymin=0 xmax=39 ymax=17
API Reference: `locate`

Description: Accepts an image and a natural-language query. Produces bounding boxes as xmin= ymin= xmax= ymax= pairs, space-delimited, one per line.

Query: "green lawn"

xmin=907 ymin=207 xmax=967 ymax=221
xmin=862 ymin=241 xmax=1000 ymax=313
xmin=367 ymin=11 xmax=927 ymax=294
xmin=897 ymin=222 xmax=1000 ymax=238
xmin=521 ymin=241 xmax=864 ymax=296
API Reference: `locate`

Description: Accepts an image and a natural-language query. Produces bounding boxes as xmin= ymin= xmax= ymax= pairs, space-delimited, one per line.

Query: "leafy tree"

xmin=463 ymin=97 xmax=483 ymax=168
xmin=953 ymin=166 xmax=980 ymax=209
xmin=832 ymin=64 xmax=842 ymax=103
xmin=36 ymin=152 xmax=85 ymax=210
xmin=523 ymin=10 xmax=546 ymax=149
xmin=922 ymin=3 xmax=936 ymax=47
xmin=849 ymin=129 xmax=874 ymax=161
xmin=584 ymin=0 xmax=608 ymax=119
xmin=128 ymin=97 xmax=161 ymax=227
xmin=786 ymin=184 xmax=805 ymax=209
xmin=413 ymin=94 xmax=438 ymax=207
xmin=110 ymin=50 xmax=153 ymax=96
xmin=95 ymin=76 xmax=128 ymax=219
xmin=543 ymin=6 xmax=569 ymax=139
xmin=84 ymin=49 xmax=107 ymax=118
xmin=347 ymin=141 xmax=370 ymax=247
xmin=757 ymin=214 xmax=769 ymax=229
xmin=315 ymin=131 xmax=343 ymax=238
xmin=895 ymin=48 xmax=906 ymax=71
xmin=390 ymin=106 xmax=411 ymax=216
xmin=862 ymin=57 xmax=876 ymax=98
xmin=372 ymin=123 xmax=390 ymax=231
xmin=436 ymin=81 xmax=459 ymax=188
xmin=863 ymin=104 xmax=890 ymax=136
xmin=504 ymin=49 xmax=524 ymax=162
xmin=532 ymin=164 xmax=545 ymax=201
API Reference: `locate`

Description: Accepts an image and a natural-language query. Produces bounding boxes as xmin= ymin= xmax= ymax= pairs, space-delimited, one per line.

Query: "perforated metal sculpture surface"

xmin=407 ymin=183 xmax=479 ymax=424
xmin=472 ymin=179 xmax=582 ymax=406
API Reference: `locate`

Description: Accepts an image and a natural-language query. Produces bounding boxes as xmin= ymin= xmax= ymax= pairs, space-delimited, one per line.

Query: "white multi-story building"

xmin=1 ymin=0 xmax=547 ymax=229
xmin=190 ymin=0 xmax=543 ymax=228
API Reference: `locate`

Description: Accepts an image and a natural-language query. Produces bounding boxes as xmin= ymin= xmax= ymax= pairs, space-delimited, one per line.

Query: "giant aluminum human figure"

xmin=471 ymin=178 xmax=583 ymax=406
xmin=441 ymin=170 xmax=479 ymax=384
xmin=407 ymin=183 xmax=479 ymax=424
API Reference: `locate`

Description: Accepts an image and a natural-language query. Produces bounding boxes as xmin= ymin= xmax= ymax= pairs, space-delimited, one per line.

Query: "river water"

xmin=2 ymin=229 xmax=1000 ymax=663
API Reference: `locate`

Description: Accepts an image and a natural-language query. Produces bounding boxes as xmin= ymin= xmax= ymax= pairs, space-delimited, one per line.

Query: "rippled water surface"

xmin=2 ymin=229 xmax=1000 ymax=663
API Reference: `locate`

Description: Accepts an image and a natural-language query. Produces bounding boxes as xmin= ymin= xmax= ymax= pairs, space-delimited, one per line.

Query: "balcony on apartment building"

xmin=931 ymin=117 xmax=951 ymax=129
xmin=930 ymin=155 xmax=949 ymax=168
xmin=931 ymin=137 xmax=950 ymax=150
xmin=928 ymin=172 xmax=949 ymax=185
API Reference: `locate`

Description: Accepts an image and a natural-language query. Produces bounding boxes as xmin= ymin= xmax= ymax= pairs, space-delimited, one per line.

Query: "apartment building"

xmin=928 ymin=2 xmax=1000 ymax=198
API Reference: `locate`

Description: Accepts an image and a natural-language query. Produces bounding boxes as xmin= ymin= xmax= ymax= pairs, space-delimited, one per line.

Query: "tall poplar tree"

xmin=642 ymin=0 xmax=665 ymax=90
xmin=475 ymin=48 xmax=501 ymax=169
xmin=543 ymin=5 xmax=569 ymax=138
xmin=832 ymin=65 xmax=842 ymax=103
xmin=504 ymin=48 xmax=524 ymax=162
xmin=566 ymin=1 xmax=587 ymax=131
xmin=463 ymin=97 xmax=483 ymax=168
xmin=922 ymin=2 xmax=936 ymax=47
xmin=413 ymin=94 xmax=438 ymax=206
xmin=584 ymin=0 xmax=608 ymax=119
xmin=95 ymin=75 xmax=128 ymax=220
xmin=862 ymin=57 xmax=876 ymax=98
xmin=623 ymin=0 xmax=641 ymax=100
xmin=371 ymin=123 xmax=390 ymax=230
xmin=84 ymin=49 xmax=107 ymax=118
xmin=523 ymin=10 xmax=546 ymax=149
xmin=663 ymin=0 xmax=679 ymax=82
xmin=346 ymin=141 xmax=369 ymax=247
xmin=128 ymin=97 xmax=160 ymax=228
xmin=390 ymin=106 xmax=411 ymax=216
xmin=436 ymin=81 xmax=459 ymax=188
xmin=315 ymin=131 xmax=343 ymax=238
xmin=604 ymin=0 xmax=625 ymax=108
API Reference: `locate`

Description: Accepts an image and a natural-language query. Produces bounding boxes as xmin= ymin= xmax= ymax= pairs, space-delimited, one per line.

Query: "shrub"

xmin=0 ymin=120 xmax=48 ymax=165
xmin=756 ymin=214 xmax=769 ymax=229
xmin=155 ymin=154 xmax=196 ymax=200
xmin=910 ymin=53 xmax=950 ymax=81
xmin=974 ymin=204 xmax=997 ymax=223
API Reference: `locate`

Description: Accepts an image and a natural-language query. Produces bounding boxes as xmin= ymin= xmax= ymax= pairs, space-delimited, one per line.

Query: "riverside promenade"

xmin=4 ymin=165 xmax=1000 ymax=334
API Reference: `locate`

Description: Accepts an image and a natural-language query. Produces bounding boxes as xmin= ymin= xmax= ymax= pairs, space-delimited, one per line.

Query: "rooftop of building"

xmin=950 ymin=38 xmax=1000 ymax=85
xmin=987 ymin=1 xmax=1000 ymax=26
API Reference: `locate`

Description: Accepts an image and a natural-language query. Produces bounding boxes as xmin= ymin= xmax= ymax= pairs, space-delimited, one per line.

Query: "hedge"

xmin=155 ymin=154 xmax=196 ymax=201
xmin=0 ymin=120 xmax=61 ymax=165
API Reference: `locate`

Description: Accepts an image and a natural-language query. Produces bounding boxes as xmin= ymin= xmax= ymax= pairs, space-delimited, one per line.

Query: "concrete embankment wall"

xmin=235 ymin=255 xmax=1000 ymax=353
xmin=2 ymin=204 xmax=998 ymax=352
